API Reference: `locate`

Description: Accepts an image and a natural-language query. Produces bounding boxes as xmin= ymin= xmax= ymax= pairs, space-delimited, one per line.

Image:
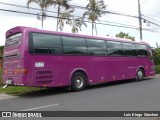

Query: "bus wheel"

xmin=135 ymin=68 xmax=144 ymax=81
xmin=71 ymin=72 xmax=87 ymax=91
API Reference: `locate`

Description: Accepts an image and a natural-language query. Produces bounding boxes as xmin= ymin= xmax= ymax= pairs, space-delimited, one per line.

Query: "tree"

xmin=58 ymin=9 xmax=87 ymax=33
xmin=58 ymin=9 xmax=73 ymax=31
xmin=115 ymin=32 xmax=135 ymax=41
xmin=27 ymin=0 xmax=52 ymax=28
xmin=67 ymin=17 xmax=87 ymax=33
xmin=49 ymin=0 xmax=71 ymax=31
xmin=0 ymin=46 xmax=4 ymax=59
xmin=83 ymin=0 xmax=106 ymax=36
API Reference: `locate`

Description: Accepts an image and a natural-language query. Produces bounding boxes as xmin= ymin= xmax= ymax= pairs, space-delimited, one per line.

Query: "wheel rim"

xmin=138 ymin=70 xmax=143 ymax=79
xmin=75 ymin=76 xmax=84 ymax=88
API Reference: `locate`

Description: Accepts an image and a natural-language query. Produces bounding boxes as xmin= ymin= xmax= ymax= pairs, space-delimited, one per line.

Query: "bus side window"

xmin=31 ymin=33 xmax=62 ymax=55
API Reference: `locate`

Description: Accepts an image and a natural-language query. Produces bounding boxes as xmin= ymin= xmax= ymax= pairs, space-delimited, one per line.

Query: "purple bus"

xmin=3 ymin=26 xmax=155 ymax=91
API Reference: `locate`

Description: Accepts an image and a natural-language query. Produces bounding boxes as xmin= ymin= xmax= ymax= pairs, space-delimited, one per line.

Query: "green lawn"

xmin=0 ymin=86 xmax=45 ymax=96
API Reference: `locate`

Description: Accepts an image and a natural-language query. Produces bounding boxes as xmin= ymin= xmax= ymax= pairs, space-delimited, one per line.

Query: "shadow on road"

xmin=19 ymin=77 xmax=154 ymax=98
xmin=19 ymin=87 xmax=70 ymax=98
xmin=87 ymin=77 xmax=153 ymax=90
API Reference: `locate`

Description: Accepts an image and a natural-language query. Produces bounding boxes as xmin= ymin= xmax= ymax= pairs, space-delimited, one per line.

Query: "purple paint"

xmin=3 ymin=26 xmax=155 ymax=88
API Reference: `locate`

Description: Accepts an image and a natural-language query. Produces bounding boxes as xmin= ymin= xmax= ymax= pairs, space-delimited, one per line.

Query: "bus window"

xmin=135 ymin=44 xmax=148 ymax=56
xmin=122 ymin=43 xmax=137 ymax=56
xmin=106 ymin=41 xmax=123 ymax=56
xmin=31 ymin=33 xmax=62 ymax=55
xmin=5 ymin=33 xmax=22 ymax=47
xmin=86 ymin=39 xmax=106 ymax=55
xmin=62 ymin=36 xmax=87 ymax=55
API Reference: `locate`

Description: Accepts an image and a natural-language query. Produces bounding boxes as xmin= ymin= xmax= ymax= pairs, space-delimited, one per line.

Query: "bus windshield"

xmin=5 ymin=33 xmax=22 ymax=47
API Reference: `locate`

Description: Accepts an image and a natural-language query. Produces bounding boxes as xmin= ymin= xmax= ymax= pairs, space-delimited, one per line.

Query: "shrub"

xmin=0 ymin=70 xmax=2 ymax=86
xmin=155 ymin=65 xmax=160 ymax=74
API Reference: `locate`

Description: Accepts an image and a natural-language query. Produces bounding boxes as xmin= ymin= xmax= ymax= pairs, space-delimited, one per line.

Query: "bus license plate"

xmin=6 ymin=80 xmax=12 ymax=85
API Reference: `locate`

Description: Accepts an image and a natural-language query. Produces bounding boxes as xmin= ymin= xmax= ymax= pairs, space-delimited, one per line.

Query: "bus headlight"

xmin=151 ymin=66 xmax=155 ymax=71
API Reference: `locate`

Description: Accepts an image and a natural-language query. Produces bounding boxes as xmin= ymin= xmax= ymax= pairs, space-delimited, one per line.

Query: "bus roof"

xmin=6 ymin=26 xmax=149 ymax=45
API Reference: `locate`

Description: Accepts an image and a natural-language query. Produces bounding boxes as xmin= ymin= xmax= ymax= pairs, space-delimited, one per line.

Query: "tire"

xmin=135 ymin=68 xmax=144 ymax=82
xmin=71 ymin=72 xmax=87 ymax=91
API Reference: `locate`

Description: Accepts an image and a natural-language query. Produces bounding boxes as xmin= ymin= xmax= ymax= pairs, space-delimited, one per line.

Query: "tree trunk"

xmin=95 ymin=22 xmax=97 ymax=36
xmin=42 ymin=12 xmax=44 ymax=28
xmin=92 ymin=21 xmax=94 ymax=36
xmin=41 ymin=9 xmax=44 ymax=28
xmin=56 ymin=5 xmax=60 ymax=31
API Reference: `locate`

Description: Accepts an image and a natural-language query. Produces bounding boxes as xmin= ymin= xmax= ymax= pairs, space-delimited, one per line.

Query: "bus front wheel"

xmin=71 ymin=72 xmax=87 ymax=91
xmin=135 ymin=68 xmax=144 ymax=81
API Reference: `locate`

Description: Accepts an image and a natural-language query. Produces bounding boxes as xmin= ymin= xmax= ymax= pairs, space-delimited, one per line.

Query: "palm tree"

xmin=58 ymin=9 xmax=87 ymax=33
xmin=49 ymin=0 xmax=72 ymax=31
xmin=27 ymin=0 xmax=52 ymax=28
xmin=58 ymin=9 xmax=73 ymax=31
xmin=83 ymin=0 xmax=106 ymax=36
xmin=67 ymin=17 xmax=87 ymax=33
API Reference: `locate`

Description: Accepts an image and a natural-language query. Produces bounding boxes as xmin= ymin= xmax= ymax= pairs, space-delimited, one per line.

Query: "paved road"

xmin=0 ymin=75 xmax=160 ymax=119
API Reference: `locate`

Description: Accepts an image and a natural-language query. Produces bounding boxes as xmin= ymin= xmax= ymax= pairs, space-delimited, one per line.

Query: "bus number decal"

xmin=35 ymin=62 xmax=44 ymax=68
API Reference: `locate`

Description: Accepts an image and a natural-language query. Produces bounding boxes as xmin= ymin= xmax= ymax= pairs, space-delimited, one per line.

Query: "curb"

xmin=0 ymin=93 xmax=16 ymax=100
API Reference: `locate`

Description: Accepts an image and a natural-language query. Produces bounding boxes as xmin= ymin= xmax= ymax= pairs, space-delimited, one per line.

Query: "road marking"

xmin=21 ymin=104 xmax=59 ymax=111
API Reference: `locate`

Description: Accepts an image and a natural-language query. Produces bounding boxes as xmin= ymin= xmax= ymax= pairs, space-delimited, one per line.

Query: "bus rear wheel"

xmin=135 ymin=68 xmax=144 ymax=81
xmin=71 ymin=72 xmax=87 ymax=91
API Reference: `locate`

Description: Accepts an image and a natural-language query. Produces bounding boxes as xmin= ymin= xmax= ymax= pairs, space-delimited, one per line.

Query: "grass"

xmin=0 ymin=86 xmax=45 ymax=96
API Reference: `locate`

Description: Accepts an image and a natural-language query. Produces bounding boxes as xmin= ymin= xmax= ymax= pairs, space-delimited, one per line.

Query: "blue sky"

xmin=0 ymin=0 xmax=160 ymax=47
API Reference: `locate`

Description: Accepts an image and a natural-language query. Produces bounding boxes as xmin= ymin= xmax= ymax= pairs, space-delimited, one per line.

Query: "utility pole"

xmin=138 ymin=0 xmax=143 ymax=41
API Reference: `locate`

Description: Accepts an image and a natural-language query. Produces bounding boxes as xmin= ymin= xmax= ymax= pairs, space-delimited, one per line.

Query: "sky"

xmin=0 ymin=0 xmax=160 ymax=47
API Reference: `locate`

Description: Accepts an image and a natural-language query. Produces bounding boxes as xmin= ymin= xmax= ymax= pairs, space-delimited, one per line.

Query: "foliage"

xmin=153 ymin=42 xmax=160 ymax=74
xmin=49 ymin=0 xmax=72 ymax=31
xmin=0 ymin=46 xmax=4 ymax=58
xmin=58 ymin=9 xmax=73 ymax=31
xmin=155 ymin=65 xmax=160 ymax=74
xmin=83 ymin=0 xmax=106 ymax=36
xmin=115 ymin=32 xmax=135 ymax=41
xmin=0 ymin=70 xmax=3 ymax=86
xmin=27 ymin=0 xmax=52 ymax=28
xmin=58 ymin=9 xmax=87 ymax=33
xmin=154 ymin=48 xmax=160 ymax=66
xmin=68 ymin=17 xmax=87 ymax=33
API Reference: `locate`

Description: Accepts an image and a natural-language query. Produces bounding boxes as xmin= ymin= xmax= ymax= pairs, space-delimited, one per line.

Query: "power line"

xmin=0 ymin=8 xmax=138 ymax=30
xmin=2 ymin=8 xmax=160 ymax=34
xmin=0 ymin=2 xmax=160 ymax=34
xmin=142 ymin=14 xmax=160 ymax=24
xmin=0 ymin=1 xmax=139 ymax=19
xmin=0 ymin=2 xmax=57 ymax=14
xmin=70 ymin=4 xmax=139 ymax=19
xmin=141 ymin=0 xmax=150 ymax=5
xmin=0 ymin=2 xmax=139 ymax=28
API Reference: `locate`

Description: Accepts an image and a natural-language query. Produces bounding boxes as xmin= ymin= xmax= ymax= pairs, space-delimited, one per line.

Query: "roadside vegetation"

xmin=154 ymin=43 xmax=160 ymax=74
xmin=0 ymin=70 xmax=2 ymax=86
xmin=155 ymin=65 xmax=160 ymax=74
xmin=0 ymin=86 xmax=45 ymax=96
